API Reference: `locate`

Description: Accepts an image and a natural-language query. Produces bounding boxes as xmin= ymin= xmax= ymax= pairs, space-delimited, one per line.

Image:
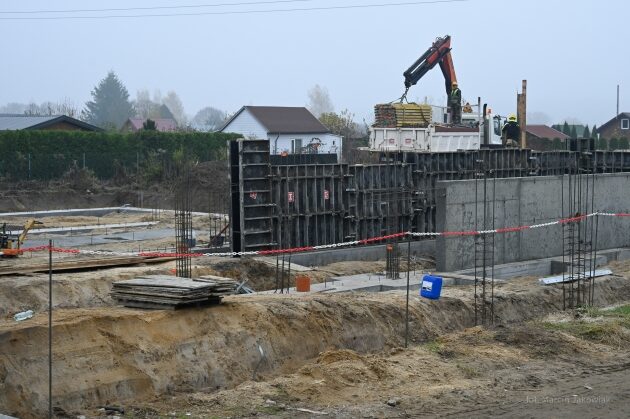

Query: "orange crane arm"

xmin=403 ymin=35 xmax=458 ymax=97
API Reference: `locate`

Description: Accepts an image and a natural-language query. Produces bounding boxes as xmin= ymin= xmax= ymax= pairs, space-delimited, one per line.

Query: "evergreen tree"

xmin=609 ymin=137 xmax=619 ymax=150
xmin=570 ymin=125 xmax=578 ymax=139
xmin=552 ymin=138 xmax=562 ymax=150
xmin=143 ymin=119 xmax=157 ymax=130
xmin=82 ymin=71 xmax=134 ymax=130
xmin=597 ymin=138 xmax=607 ymax=150
xmin=582 ymin=125 xmax=590 ymax=139
xmin=619 ymin=137 xmax=629 ymax=150
xmin=562 ymin=121 xmax=570 ymax=135
xmin=591 ymin=124 xmax=597 ymax=138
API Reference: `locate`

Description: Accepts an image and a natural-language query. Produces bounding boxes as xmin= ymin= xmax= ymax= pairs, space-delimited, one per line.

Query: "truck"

xmin=367 ymin=35 xmax=505 ymax=153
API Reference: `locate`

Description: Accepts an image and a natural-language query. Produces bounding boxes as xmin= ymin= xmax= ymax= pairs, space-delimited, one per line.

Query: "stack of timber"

xmin=374 ymin=103 xmax=432 ymax=128
xmin=111 ymin=275 xmax=238 ymax=309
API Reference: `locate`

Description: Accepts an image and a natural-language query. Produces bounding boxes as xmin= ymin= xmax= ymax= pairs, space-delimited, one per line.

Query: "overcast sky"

xmin=1 ymin=0 xmax=628 ymax=126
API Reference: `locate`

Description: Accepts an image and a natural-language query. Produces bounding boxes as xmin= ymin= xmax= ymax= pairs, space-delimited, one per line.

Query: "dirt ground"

xmin=1 ymin=268 xmax=630 ymax=418
xmin=1 ymin=211 xmax=630 ymax=418
xmin=133 ymin=311 xmax=630 ymax=419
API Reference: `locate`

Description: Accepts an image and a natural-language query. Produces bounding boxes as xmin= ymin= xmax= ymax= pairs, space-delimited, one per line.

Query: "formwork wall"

xmin=229 ymin=139 xmax=630 ymax=252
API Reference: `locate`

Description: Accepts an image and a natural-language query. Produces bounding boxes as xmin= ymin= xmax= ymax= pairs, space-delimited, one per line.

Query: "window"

xmin=621 ymin=118 xmax=630 ymax=130
xmin=292 ymin=138 xmax=303 ymax=154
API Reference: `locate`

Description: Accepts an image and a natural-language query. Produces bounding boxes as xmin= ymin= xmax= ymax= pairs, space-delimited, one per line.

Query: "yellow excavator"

xmin=0 ymin=219 xmax=43 ymax=257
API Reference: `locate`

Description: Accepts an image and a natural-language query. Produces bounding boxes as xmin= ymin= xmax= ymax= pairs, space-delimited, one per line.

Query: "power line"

xmin=0 ymin=0 xmax=469 ymax=20
xmin=0 ymin=0 xmax=315 ymax=14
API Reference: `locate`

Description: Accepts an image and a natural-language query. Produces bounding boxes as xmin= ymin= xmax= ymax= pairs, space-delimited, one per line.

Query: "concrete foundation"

xmin=436 ymin=173 xmax=630 ymax=271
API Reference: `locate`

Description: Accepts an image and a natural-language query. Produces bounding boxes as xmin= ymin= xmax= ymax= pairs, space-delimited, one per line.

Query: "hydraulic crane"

xmin=402 ymin=35 xmax=461 ymax=124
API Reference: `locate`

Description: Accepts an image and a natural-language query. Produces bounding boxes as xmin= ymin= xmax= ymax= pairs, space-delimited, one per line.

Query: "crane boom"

xmin=403 ymin=35 xmax=458 ymax=97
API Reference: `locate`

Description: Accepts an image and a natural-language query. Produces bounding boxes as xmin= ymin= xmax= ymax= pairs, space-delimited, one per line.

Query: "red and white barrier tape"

xmin=17 ymin=212 xmax=629 ymax=258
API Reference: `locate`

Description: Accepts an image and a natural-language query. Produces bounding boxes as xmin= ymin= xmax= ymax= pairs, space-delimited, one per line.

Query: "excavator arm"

xmin=18 ymin=219 xmax=42 ymax=247
xmin=403 ymin=35 xmax=458 ymax=97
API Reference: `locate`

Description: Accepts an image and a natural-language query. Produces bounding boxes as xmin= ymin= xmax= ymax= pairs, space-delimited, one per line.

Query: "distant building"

xmin=121 ymin=118 xmax=178 ymax=132
xmin=525 ymin=125 xmax=569 ymax=151
xmin=219 ymin=106 xmax=342 ymax=158
xmin=596 ymin=112 xmax=630 ymax=140
xmin=0 ymin=114 xmax=102 ymax=131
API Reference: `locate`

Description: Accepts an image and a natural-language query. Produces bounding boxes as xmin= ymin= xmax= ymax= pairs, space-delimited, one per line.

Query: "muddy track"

xmin=1 ymin=276 xmax=630 ymax=418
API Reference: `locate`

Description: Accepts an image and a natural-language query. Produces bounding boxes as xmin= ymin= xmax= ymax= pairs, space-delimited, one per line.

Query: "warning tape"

xmin=17 ymin=212 xmax=628 ymax=258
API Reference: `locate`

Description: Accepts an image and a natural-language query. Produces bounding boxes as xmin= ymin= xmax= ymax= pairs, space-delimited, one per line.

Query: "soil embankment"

xmin=1 ymin=275 xmax=630 ymax=418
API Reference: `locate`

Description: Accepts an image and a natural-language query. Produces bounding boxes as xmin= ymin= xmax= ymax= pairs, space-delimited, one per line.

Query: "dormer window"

xmin=622 ymin=118 xmax=630 ymax=130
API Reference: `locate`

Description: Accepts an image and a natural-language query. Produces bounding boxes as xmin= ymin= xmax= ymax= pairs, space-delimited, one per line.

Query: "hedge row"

xmin=0 ymin=130 xmax=240 ymax=180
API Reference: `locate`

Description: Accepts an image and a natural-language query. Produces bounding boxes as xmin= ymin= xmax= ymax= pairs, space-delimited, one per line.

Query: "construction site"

xmin=2 ymin=33 xmax=630 ymax=419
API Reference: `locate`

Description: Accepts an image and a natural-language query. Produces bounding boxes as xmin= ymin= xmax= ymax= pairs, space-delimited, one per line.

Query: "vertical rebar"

xmin=48 ymin=239 xmax=52 ymax=419
xmin=405 ymin=239 xmax=411 ymax=348
xmin=175 ymin=166 xmax=193 ymax=278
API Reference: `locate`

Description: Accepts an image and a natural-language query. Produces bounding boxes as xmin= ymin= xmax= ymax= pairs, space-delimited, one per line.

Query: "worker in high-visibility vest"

xmin=502 ymin=114 xmax=521 ymax=147
xmin=449 ymin=81 xmax=462 ymax=125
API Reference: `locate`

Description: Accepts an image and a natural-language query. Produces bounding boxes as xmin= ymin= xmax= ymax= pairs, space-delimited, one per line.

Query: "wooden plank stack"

xmin=111 ymin=275 xmax=238 ymax=309
xmin=374 ymin=103 xmax=432 ymax=128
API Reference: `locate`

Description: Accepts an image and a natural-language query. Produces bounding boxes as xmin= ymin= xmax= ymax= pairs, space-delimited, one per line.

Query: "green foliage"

xmin=0 ymin=130 xmax=238 ymax=181
xmin=596 ymin=137 xmax=608 ymax=150
xmin=591 ymin=124 xmax=598 ymax=138
xmin=619 ymin=137 xmax=629 ymax=150
xmin=609 ymin=137 xmax=619 ymax=150
xmin=569 ymin=125 xmax=578 ymax=139
xmin=562 ymin=121 xmax=570 ymax=135
xmin=582 ymin=125 xmax=590 ymax=138
xmin=552 ymin=137 xmax=563 ymax=150
xmin=143 ymin=119 xmax=157 ymax=130
xmin=82 ymin=71 xmax=134 ymax=130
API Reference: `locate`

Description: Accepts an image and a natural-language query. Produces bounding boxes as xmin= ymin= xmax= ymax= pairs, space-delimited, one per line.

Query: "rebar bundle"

xmin=562 ymin=153 xmax=597 ymax=309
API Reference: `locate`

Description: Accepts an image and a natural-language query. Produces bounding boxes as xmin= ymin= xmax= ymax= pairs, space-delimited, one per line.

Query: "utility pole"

xmin=517 ymin=80 xmax=527 ymax=149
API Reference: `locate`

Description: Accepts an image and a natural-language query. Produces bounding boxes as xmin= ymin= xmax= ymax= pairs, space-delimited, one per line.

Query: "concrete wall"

xmin=436 ymin=173 xmax=630 ymax=271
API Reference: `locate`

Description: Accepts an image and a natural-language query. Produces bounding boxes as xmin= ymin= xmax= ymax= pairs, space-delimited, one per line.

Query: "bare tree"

xmin=191 ymin=106 xmax=227 ymax=131
xmin=307 ymin=84 xmax=334 ymax=117
xmin=162 ymin=91 xmax=187 ymax=126
xmin=21 ymin=98 xmax=79 ymax=117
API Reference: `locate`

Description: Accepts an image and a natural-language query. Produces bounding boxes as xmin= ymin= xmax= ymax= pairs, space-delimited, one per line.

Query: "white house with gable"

xmin=219 ymin=106 xmax=342 ymax=159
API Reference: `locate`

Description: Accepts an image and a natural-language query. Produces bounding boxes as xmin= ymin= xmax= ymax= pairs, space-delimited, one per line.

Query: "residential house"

xmin=219 ymin=106 xmax=342 ymax=158
xmin=0 ymin=114 xmax=102 ymax=131
xmin=121 ymin=118 xmax=178 ymax=133
xmin=525 ymin=125 xmax=569 ymax=151
xmin=596 ymin=112 xmax=630 ymax=140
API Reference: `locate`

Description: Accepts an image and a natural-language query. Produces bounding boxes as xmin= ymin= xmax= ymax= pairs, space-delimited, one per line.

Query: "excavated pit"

xmin=1 ymin=273 xmax=630 ymax=418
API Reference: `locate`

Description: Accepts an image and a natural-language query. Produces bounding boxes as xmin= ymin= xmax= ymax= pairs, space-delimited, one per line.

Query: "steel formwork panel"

xmin=229 ymin=140 xmax=630 ymax=252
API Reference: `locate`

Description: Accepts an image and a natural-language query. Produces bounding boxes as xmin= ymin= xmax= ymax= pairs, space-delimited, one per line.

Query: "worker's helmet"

xmin=508 ymin=114 xmax=517 ymax=122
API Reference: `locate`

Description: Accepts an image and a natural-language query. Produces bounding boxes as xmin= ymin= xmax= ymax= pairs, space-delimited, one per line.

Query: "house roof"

xmin=0 ymin=114 xmax=102 ymax=131
xmin=126 ymin=118 xmax=177 ymax=132
xmin=597 ymin=112 xmax=630 ymax=133
xmin=526 ymin=125 xmax=569 ymax=139
xmin=221 ymin=106 xmax=330 ymax=134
